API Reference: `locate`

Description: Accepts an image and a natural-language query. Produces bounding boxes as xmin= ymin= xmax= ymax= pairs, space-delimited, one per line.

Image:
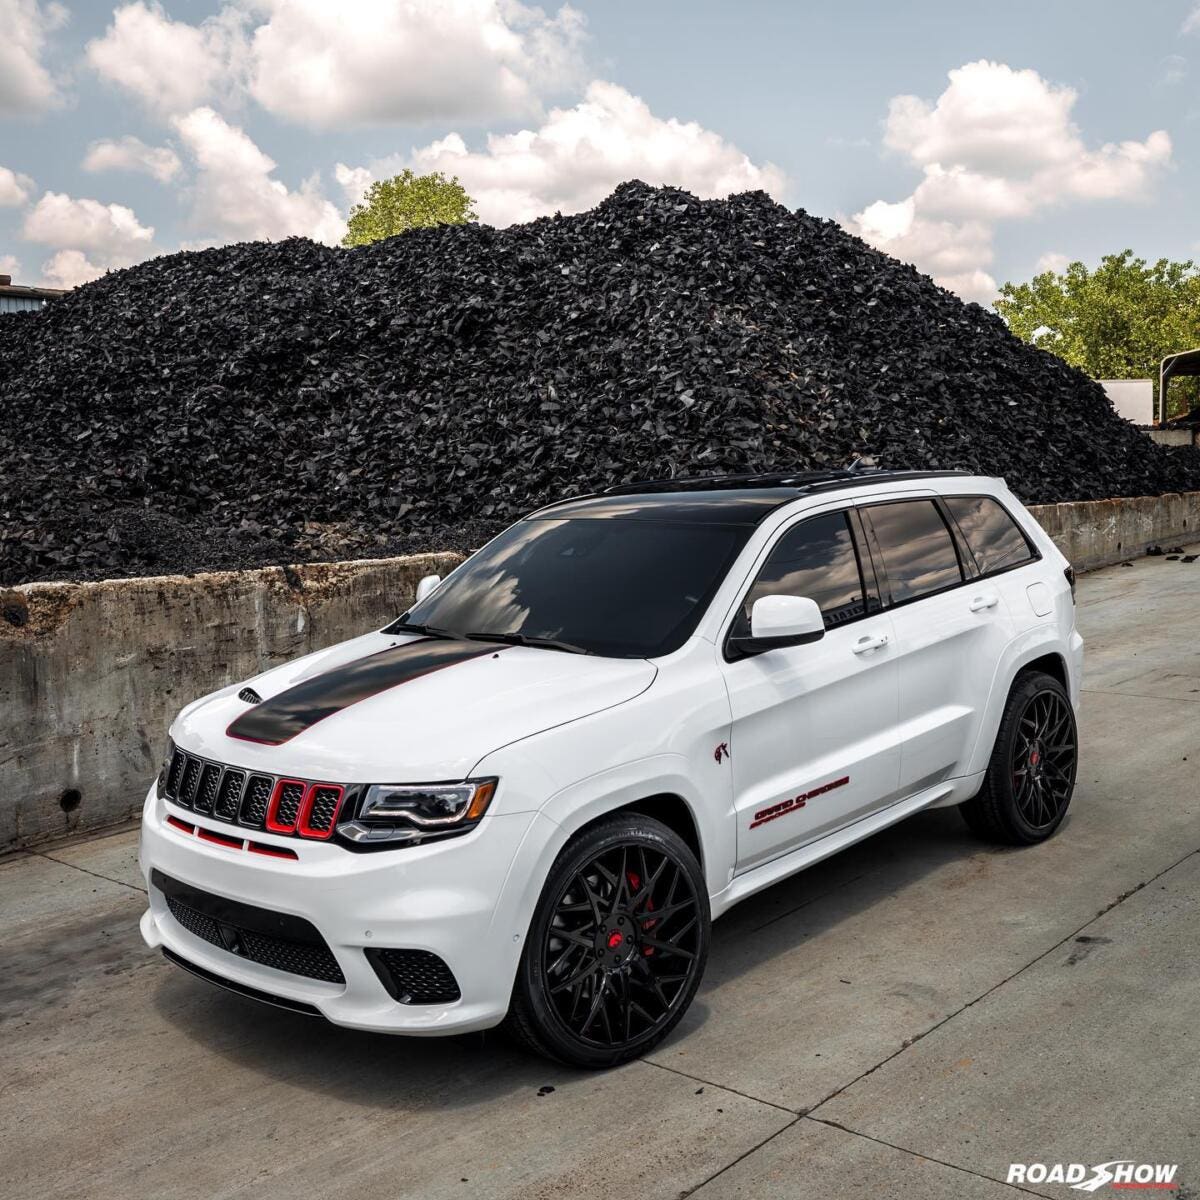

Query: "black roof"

xmin=533 ymin=469 xmax=972 ymax=525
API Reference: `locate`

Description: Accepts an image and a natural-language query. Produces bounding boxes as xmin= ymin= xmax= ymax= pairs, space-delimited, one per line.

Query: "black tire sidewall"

xmin=515 ymin=815 xmax=710 ymax=1068
xmin=992 ymin=673 xmax=1077 ymax=843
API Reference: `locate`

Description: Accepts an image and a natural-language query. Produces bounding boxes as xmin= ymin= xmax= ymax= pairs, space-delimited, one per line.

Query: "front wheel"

xmin=960 ymin=670 xmax=1078 ymax=845
xmin=506 ymin=813 xmax=710 ymax=1068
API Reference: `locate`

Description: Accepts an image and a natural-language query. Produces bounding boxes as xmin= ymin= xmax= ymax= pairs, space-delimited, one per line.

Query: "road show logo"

xmin=1006 ymin=1161 xmax=1179 ymax=1191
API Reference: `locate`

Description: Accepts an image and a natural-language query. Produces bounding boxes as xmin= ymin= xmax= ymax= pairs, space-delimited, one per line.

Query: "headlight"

xmin=338 ymin=779 xmax=497 ymax=845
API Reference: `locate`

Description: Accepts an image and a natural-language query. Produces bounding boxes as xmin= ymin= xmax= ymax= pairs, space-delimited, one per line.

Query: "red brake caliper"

xmin=628 ymin=870 xmax=656 ymax=956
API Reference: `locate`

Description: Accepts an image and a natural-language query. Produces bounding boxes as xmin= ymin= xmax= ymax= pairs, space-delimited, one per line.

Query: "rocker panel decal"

xmin=750 ymin=775 xmax=850 ymax=829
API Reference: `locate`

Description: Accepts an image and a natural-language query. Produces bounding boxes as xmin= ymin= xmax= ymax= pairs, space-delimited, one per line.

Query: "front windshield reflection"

xmin=395 ymin=518 xmax=750 ymax=658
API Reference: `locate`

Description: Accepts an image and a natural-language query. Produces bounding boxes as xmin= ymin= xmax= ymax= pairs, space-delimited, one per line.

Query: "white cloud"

xmin=83 ymin=136 xmax=181 ymax=183
xmin=334 ymin=162 xmax=373 ymax=207
xmin=353 ymin=81 xmax=785 ymax=228
xmin=248 ymin=0 xmax=587 ymax=128
xmin=845 ymin=60 xmax=1171 ymax=303
xmin=23 ymin=191 xmax=154 ymax=256
xmin=86 ymin=1 xmax=246 ymax=117
xmin=1036 ymin=252 xmax=1071 ymax=274
xmin=0 ymin=0 xmax=67 ymax=116
xmin=172 ymin=106 xmax=345 ymax=245
xmin=39 ymin=249 xmax=108 ymax=288
xmin=21 ymin=191 xmax=156 ymax=287
xmin=1184 ymin=5 xmax=1200 ymax=34
xmin=0 ymin=165 xmax=35 ymax=206
xmin=0 ymin=253 xmax=21 ymax=279
xmin=84 ymin=0 xmax=586 ymax=128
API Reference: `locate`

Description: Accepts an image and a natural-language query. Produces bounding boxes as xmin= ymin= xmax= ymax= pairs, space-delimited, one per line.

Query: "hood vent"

xmin=238 ymin=687 xmax=262 ymax=704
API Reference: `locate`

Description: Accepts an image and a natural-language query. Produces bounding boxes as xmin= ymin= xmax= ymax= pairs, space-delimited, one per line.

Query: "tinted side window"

xmin=865 ymin=500 xmax=962 ymax=604
xmin=738 ymin=511 xmax=867 ymax=632
xmin=945 ymin=496 xmax=1035 ymax=576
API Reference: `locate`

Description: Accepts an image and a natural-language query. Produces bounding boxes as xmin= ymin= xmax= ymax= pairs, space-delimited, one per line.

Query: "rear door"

xmin=941 ymin=493 xmax=1044 ymax=635
xmin=721 ymin=507 xmax=902 ymax=873
xmin=858 ymin=497 xmax=1018 ymax=795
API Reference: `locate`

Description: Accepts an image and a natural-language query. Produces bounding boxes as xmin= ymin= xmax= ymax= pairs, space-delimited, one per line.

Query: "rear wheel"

xmin=960 ymin=671 xmax=1078 ymax=845
xmin=506 ymin=814 xmax=709 ymax=1068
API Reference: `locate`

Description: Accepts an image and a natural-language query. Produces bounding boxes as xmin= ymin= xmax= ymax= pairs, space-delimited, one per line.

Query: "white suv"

xmin=140 ymin=469 xmax=1083 ymax=1067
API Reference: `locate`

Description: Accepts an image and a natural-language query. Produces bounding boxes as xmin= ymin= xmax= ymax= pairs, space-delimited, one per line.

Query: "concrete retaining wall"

xmin=1028 ymin=491 xmax=1200 ymax=572
xmin=0 ymin=554 xmax=460 ymax=851
xmin=2 ymin=490 xmax=1198 ymax=852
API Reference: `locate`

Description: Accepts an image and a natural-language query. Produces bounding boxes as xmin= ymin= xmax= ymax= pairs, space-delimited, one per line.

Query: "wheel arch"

xmin=965 ymin=640 xmax=1075 ymax=777
xmin=572 ymin=792 xmax=705 ymax=874
xmin=1016 ymin=650 xmax=1069 ymax=692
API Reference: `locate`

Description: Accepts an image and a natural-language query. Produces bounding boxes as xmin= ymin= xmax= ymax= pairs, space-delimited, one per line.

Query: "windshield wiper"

xmin=386 ymin=620 xmax=461 ymax=640
xmin=465 ymin=630 xmax=592 ymax=655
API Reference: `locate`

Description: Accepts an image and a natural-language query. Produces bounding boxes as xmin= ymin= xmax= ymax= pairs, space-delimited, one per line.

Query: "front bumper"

xmin=139 ymin=785 xmax=549 ymax=1034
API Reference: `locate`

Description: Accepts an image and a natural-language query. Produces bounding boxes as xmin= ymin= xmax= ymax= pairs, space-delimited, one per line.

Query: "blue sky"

xmin=2 ymin=0 xmax=1198 ymax=302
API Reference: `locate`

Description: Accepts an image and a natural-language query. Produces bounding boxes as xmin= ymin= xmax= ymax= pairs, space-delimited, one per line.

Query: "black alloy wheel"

xmin=960 ymin=670 xmax=1078 ymax=845
xmin=506 ymin=814 xmax=709 ymax=1068
xmin=1010 ymin=688 xmax=1076 ymax=829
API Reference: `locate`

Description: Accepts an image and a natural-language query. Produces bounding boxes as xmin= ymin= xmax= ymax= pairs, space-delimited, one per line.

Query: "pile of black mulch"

xmin=3 ymin=180 xmax=1198 ymax=585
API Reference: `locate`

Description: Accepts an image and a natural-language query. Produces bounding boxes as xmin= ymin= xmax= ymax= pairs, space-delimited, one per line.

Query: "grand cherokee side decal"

xmin=227 ymin=638 xmax=502 ymax=745
xmin=750 ymin=775 xmax=850 ymax=829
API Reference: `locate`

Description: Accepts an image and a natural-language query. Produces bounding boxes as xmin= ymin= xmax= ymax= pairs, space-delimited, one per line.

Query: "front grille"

xmin=239 ymin=774 xmax=273 ymax=825
xmin=194 ymin=762 xmax=222 ymax=814
xmin=213 ymin=770 xmax=245 ymax=821
xmin=161 ymin=748 xmax=346 ymax=842
xmin=166 ymin=750 xmax=187 ymax=797
xmin=155 ymin=870 xmax=345 ymax=985
xmin=275 ymin=782 xmax=305 ymax=828
xmin=178 ymin=756 xmax=203 ymax=809
xmin=306 ymin=787 xmax=342 ymax=835
xmin=366 ymin=948 xmax=461 ymax=1005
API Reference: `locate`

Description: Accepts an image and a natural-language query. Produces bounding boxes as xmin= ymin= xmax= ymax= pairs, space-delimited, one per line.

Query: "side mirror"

xmin=415 ymin=574 xmax=442 ymax=603
xmin=729 ymin=595 xmax=825 ymax=657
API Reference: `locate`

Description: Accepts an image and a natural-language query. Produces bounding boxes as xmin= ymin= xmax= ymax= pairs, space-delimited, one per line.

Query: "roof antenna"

xmin=845 ymin=454 xmax=877 ymax=473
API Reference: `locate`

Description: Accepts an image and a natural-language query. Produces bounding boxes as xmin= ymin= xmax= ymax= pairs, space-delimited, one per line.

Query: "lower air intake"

xmin=366 ymin=948 xmax=461 ymax=1005
xmin=154 ymin=869 xmax=344 ymax=985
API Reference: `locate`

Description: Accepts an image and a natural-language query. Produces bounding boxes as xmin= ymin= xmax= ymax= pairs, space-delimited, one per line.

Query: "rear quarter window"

xmin=944 ymin=495 xmax=1036 ymax=576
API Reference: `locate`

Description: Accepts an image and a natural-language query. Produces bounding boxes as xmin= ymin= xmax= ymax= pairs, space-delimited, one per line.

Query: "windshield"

xmin=391 ymin=517 xmax=750 ymax=658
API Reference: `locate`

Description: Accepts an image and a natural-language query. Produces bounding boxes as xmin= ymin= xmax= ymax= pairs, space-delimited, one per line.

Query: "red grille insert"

xmin=297 ymin=784 xmax=345 ymax=840
xmin=265 ymin=779 xmax=307 ymax=834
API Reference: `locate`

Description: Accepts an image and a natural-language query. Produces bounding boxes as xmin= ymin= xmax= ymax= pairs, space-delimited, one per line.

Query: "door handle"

xmin=968 ymin=594 xmax=999 ymax=612
xmin=852 ymin=632 xmax=890 ymax=654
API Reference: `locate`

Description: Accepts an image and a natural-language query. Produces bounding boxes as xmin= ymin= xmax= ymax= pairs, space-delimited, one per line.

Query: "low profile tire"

xmin=960 ymin=670 xmax=1078 ymax=845
xmin=505 ymin=813 xmax=710 ymax=1069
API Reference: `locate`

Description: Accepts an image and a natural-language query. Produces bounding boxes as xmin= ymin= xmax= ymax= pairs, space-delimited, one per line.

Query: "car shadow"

xmin=702 ymin=805 xmax=1044 ymax=984
xmin=150 ymin=803 xmax=1017 ymax=1108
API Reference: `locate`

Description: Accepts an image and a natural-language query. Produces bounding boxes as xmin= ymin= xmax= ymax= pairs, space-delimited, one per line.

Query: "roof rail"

xmin=602 ymin=467 xmax=971 ymax=497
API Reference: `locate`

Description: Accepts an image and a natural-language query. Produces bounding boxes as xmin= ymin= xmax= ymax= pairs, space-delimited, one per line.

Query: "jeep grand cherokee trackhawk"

xmin=140 ymin=469 xmax=1083 ymax=1067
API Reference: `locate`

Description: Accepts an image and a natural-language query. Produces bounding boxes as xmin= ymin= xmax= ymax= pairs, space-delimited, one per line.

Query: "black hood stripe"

xmin=226 ymin=638 xmax=502 ymax=746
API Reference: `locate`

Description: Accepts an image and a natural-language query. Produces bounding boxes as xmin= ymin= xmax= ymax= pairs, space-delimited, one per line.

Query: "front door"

xmin=721 ymin=509 xmax=902 ymax=873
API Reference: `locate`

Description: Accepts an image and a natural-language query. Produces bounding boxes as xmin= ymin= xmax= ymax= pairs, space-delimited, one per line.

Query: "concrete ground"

xmin=2 ymin=546 xmax=1198 ymax=1200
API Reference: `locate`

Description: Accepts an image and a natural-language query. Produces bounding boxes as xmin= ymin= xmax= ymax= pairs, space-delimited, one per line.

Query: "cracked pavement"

xmin=1 ymin=546 xmax=1198 ymax=1199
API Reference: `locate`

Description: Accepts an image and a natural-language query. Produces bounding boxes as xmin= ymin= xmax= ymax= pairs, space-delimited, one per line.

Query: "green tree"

xmin=995 ymin=251 xmax=1200 ymax=418
xmin=342 ymin=170 xmax=477 ymax=247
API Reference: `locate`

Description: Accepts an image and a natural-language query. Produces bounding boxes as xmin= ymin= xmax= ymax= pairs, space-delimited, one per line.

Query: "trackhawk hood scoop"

xmin=172 ymin=632 xmax=657 ymax=782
